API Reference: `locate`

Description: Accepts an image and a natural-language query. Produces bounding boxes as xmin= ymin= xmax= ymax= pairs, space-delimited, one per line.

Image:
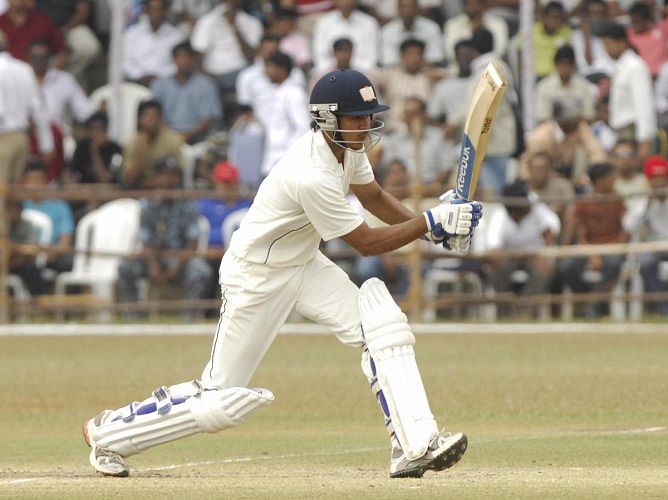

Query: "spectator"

xmin=526 ymin=152 xmax=575 ymax=244
xmin=117 ymin=155 xmax=213 ymax=320
xmin=523 ymin=97 xmax=607 ymax=190
xmin=452 ymin=27 xmax=517 ymax=198
xmin=379 ymin=0 xmax=443 ymax=67
xmin=638 ymin=155 xmax=668 ymax=316
xmin=373 ymin=38 xmax=443 ymax=133
xmin=312 ymin=0 xmax=380 ymax=73
xmin=197 ymin=161 xmax=252 ymax=249
xmin=601 ymin=21 xmax=657 ymax=161
xmin=656 ymin=61 xmax=668 ymax=131
xmin=123 ymin=0 xmax=183 ymax=86
xmin=0 ymin=30 xmax=53 ymax=184
xmin=611 ymin=139 xmax=650 ymax=197
xmin=486 ymin=180 xmax=560 ymax=317
xmin=191 ymin=0 xmax=263 ymax=95
xmin=532 ymin=1 xmax=571 ymax=79
xmin=151 ymin=41 xmax=222 ymax=145
xmin=381 ymin=96 xmax=457 ymax=195
xmin=627 ymin=1 xmax=667 ymax=78
xmin=228 ymin=105 xmax=265 ymax=191
xmin=67 ymin=111 xmax=123 ymax=184
xmin=122 ymin=99 xmax=184 ymax=188
xmin=8 ymin=196 xmax=48 ymax=296
xmin=308 ymin=37 xmax=355 ymax=91
xmin=272 ymin=8 xmax=312 ymax=72
xmin=560 ymin=163 xmax=629 ymax=317
xmin=258 ymin=51 xmax=311 ymax=175
xmin=443 ymin=0 xmax=508 ymax=65
xmin=35 ymin=0 xmax=101 ymax=86
xmin=0 ymin=0 xmax=67 ymax=68
xmin=170 ymin=0 xmax=217 ymax=35
xmin=570 ymin=0 xmax=615 ymax=78
xmin=534 ymin=45 xmax=598 ymax=124
xmin=21 ymin=159 xmax=74 ymax=273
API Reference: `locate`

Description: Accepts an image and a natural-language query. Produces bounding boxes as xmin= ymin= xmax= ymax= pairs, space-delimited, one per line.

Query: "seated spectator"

xmin=117 ymin=156 xmax=213 ymax=320
xmin=534 ymin=45 xmax=598 ymax=124
xmin=627 ymin=1 xmax=667 ymax=78
xmin=312 ymin=0 xmax=380 ymax=73
xmin=638 ymin=156 xmax=668 ymax=316
xmin=381 ymin=97 xmax=457 ymax=196
xmin=123 ymin=0 xmax=183 ymax=86
xmin=0 ymin=0 xmax=67 ymax=68
xmin=197 ymin=161 xmax=252 ymax=250
xmin=191 ymin=0 xmax=263 ymax=94
xmin=611 ymin=139 xmax=650 ymax=197
xmin=443 ymin=0 xmax=508 ymax=65
xmin=272 ymin=8 xmax=312 ymax=72
xmin=122 ymin=99 xmax=184 ymax=188
xmin=380 ymin=0 xmax=443 ymax=67
xmin=372 ymin=38 xmax=444 ymax=133
xmin=228 ymin=105 xmax=265 ymax=191
xmin=67 ymin=111 xmax=123 ymax=184
xmin=21 ymin=159 xmax=74 ymax=273
xmin=570 ymin=0 xmax=615 ymax=79
xmin=8 ymin=196 xmax=48 ymax=296
xmin=35 ymin=0 xmax=101 ymax=87
xmin=308 ymin=37 xmax=355 ymax=92
xmin=560 ymin=163 xmax=629 ymax=317
xmin=526 ymin=152 xmax=575 ymax=244
xmin=151 ymin=41 xmax=222 ymax=145
xmin=486 ymin=180 xmax=560 ymax=317
xmin=531 ymin=1 xmax=571 ymax=79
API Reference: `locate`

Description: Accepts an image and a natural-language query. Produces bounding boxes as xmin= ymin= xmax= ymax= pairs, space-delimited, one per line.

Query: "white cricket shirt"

xmin=228 ymin=129 xmax=373 ymax=267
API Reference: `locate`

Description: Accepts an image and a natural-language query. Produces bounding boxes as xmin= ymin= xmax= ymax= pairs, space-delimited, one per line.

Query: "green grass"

xmin=1 ymin=332 xmax=667 ymax=498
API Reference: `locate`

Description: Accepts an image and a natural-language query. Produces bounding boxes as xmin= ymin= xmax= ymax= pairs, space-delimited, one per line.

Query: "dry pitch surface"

xmin=1 ymin=330 xmax=667 ymax=498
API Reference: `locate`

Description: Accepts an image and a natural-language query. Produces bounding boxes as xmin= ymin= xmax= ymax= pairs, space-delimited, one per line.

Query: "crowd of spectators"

xmin=2 ymin=0 xmax=668 ymax=319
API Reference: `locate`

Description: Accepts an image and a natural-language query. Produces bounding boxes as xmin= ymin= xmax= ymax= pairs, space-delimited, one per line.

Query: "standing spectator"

xmin=611 ymin=139 xmax=650 ymax=197
xmin=21 ymin=159 xmax=74 ymax=273
xmin=486 ymin=180 xmax=560 ymax=317
xmin=601 ymin=22 xmax=658 ymax=161
xmin=379 ymin=0 xmax=443 ymax=67
xmin=228 ymin=105 xmax=265 ymax=190
xmin=67 ymin=111 xmax=123 ymax=184
xmin=0 ymin=30 xmax=53 ymax=184
xmin=560 ymin=163 xmax=629 ymax=317
xmin=534 ymin=45 xmax=598 ymax=124
xmin=259 ymin=52 xmax=311 ymax=174
xmin=532 ymin=1 xmax=571 ymax=79
xmin=170 ymin=0 xmax=217 ymax=35
xmin=308 ymin=37 xmax=355 ymax=91
xmin=151 ymin=41 xmax=222 ymax=145
xmin=627 ymin=1 xmax=667 ymax=78
xmin=191 ymin=0 xmax=263 ymax=95
xmin=122 ymin=99 xmax=184 ymax=188
xmin=638 ymin=156 xmax=668 ymax=316
xmin=8 ymin=196 xmax=48 ymax=296
xmin=272 ymin=8 xmax=312 ymax=72
xmin=35 ymin=0 xmax=101 ymax=86
xmin=117 ymin=156 xmax=213 ymax=320
xmin=123 ymin=0 xmax=183 ymax=86
xmin=0 ymin=0 xmax=67 ymax=67
xmin=312 ymin=0 xmax=379 ymax=73
xmin=443 ymin=0 xmax=508 ymax=65
xmin=570 ymin=0 xmax=615 ymax=78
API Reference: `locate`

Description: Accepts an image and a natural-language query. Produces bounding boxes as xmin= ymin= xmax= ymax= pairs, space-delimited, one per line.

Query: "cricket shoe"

xmin=83 ymin=410 xmax=130 ymax=477
xmin=389 ymin=432 xmax=468 ymax=478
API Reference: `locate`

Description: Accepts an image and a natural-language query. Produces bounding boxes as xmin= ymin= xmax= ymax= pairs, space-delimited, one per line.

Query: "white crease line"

xmin=594 ymin=426 xmax=668 ymax=435
xmin=0 ymin=477 xmax=45 ymax=486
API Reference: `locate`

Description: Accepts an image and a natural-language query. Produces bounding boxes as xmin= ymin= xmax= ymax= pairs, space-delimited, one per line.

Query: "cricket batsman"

xmin=83 ymin=69 xmax=483 ymax=479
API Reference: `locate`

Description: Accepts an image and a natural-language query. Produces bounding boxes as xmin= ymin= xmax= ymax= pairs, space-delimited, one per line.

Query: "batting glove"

xmin=443 ymin=234 xmax=471 ymax=255
xmin=423 ymin=199 xmax=482 ymax=236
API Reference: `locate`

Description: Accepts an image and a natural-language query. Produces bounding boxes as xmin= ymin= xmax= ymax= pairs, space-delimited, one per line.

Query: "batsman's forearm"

xmin=358 ymin=217 xmax=428 ymax=256
xmin=365 ymin=190 xmax=416 ymax=225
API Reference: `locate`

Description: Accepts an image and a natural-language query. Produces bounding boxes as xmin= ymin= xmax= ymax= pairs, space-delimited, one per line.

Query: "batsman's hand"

xmin=443 ymin=234 xmax=471 ymax=255
xmin=423 ymin=196 xmax=483 ymax=236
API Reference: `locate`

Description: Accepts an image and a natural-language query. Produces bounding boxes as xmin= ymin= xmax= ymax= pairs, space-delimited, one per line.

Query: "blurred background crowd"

xmin=2 ymin=0 xmax=668 ymax=321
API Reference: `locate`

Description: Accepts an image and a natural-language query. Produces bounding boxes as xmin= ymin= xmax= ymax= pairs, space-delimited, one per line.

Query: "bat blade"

xmin=455 ymin=61 xmax=508 ymax=201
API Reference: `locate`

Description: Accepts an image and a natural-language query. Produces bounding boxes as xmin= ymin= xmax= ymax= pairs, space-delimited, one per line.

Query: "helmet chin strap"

xmin=322 ymin=119 xmax=385 ymax=153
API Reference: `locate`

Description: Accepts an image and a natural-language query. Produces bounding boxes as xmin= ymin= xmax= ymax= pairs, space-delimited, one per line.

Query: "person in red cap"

xmin=638 ymin=155 xmax=668 ymax=316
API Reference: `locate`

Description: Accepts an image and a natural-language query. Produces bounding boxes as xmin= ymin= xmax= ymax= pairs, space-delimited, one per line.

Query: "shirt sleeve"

xmin=351 ymin=156 xmax=375 ymax=185
xmin=190 ymin=17 xmax=210 ymax=53
xmin=298 ymin=173 xmax=365 ymax=241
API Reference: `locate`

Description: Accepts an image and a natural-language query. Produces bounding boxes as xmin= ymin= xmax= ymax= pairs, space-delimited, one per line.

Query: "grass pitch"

xmin=1 ymin=330 xmax=667 ymax=498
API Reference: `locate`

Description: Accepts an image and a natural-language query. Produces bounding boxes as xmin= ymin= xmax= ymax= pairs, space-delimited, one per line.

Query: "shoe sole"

xmin=390 ymin=433 xmax=468 ymax=479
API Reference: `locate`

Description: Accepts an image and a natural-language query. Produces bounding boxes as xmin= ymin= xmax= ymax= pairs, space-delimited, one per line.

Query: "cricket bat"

xmin=454 ymin=61 xmax=508 ymax=201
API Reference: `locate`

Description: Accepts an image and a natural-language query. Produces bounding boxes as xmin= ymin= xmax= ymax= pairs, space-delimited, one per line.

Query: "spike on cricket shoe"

xmin=83 ymin=410 xmax=130 ymax=477
xmin=389 ymin=432 xmax=467 ymax=478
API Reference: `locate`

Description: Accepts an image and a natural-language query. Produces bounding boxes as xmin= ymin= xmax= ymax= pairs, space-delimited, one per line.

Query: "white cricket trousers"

xmin=201 ymin=251 xmax=364 ymax=389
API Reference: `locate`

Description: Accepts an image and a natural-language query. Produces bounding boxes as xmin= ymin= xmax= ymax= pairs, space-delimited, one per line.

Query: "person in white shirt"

xmin=191 ymin=0 xmax=263 ymax=92
xmin=0 ymin=31 xmax=53 ymax=184
xmin=122 ymin=0 xmax=184 ymax=86
xmin=570 ymin=0 xmax=616 ymax=78
xmin=312 ymin=0 xmax=380 ymax=73
xmin=655 ymin=61 xmax=668 ymax=131
xmin=379 ymin=0 xmax=444 ymax=67
xmin=443 ymin=0 xmax=508 ymax=66
xmin=601 ymin=22 xmax=658 ymax=161
xmin=82 ymin=68 xmax=481 ymax=480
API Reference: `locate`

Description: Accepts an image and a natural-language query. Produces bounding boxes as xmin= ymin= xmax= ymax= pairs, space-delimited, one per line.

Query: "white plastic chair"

xmin=89 ymin=82 xmax=153 ymax=146
xmin=54 ymin=199 xmax=142 ymax=319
